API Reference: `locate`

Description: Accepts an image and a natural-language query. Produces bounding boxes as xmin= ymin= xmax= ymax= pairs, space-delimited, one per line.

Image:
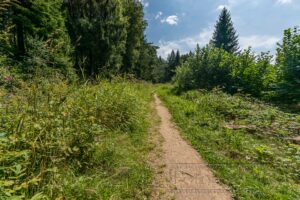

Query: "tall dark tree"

xmin=122 ymin=0 xmax=146 ymax=75
xmin=211 ymin=8 xmax=239 ymax=53
xmin=276 ymin=27 xmax=300 ymax=103
xmin=152 ymin=56 xmax=168 ymax=83
xmin=136 ymin=41 xmax=159 ymax=81
xmin=0 ymin=0 xmax=72 ymax=73
xmin=165 ymin=50 xmax=176 ymax=81
xmin=175 ymin=50 xmax=180 ymax=66
xmin=165 ymin=50 xmax=181 ymax=81
xmin=65 ymin=0 xmax=127 ymax=77
xmin=0 ymin=0 xmax=34 ymax=57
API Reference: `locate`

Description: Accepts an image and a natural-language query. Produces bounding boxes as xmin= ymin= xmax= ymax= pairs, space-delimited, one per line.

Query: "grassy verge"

xmin=0 ymin=78 xmax=153 ymax=200
xmin=157 ymin=85 xmax=300 ymax=200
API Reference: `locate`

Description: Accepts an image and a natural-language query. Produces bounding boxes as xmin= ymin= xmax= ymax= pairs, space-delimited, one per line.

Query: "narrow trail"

xmin=153 ymin=95 xmax=232 ymax=200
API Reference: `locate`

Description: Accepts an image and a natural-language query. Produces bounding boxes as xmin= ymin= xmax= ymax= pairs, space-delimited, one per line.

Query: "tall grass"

xmin=157 ymin=86 xmax=300 ymax=200
xmin=0 ymin=78 xmax=153 ymax=199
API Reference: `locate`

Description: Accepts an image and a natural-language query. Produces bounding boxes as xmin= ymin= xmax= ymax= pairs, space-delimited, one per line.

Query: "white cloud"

xmin=155 ymin=11 xmax=163 ymax=20
xmin=157 ymin=27 xmax=280 ymax=59
xmin=157 ymin=27 xmax=214 ymax=58
xmin=216 ymin=0 xmax=260 ymax=10
xmin=157 ymin=41 xmax=181 ymax=59
xmin=240 ymin=35 xmax=280 ymax=50
xmin=217 ymin=5 xmax=229 ymax=11
xmin=276 ymin=0 xmax=293 ymax=4
xmin=216 ymin=0 xmax=240 ymax=10
xmin=161 ymin=15 xmax=179 ymax=25
xmin=138 ymin=0 xmax=149 ymax=7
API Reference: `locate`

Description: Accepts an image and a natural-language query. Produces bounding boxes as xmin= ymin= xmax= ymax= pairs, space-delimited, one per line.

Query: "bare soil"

xmin=152 ymin=95 xmax=232 ymax=200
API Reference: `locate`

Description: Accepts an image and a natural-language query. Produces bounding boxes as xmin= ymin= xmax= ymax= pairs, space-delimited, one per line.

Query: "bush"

xmin=174 ymin=63 xmax=194 ymax=91
xmin=233 ymin=49 xmax=277 ymax=97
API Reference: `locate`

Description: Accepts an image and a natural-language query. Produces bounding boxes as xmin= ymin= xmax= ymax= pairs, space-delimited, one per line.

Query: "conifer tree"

xmin=211 ymin=8 xmax=239 ymax=53
xmin=122 ymin=0 xmax=146 ymax=75
xmin=175 ymin=50 xmax=180 ymax=66
xmin=165 ymin=50 xmax=181 ymax=81
xmin=0 ymin=0 xmax=72 ymax=70
xmin=276 ymin=27 xmax=300 ymax=102
xmin=137 ymin=41 xmax=159 ymax=81
xmin=65 ymin=0 xmax=127 ymax=76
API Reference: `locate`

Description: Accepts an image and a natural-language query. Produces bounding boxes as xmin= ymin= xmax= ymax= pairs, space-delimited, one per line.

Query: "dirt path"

xmin=152 ymin=95 xmax=232 ymax=200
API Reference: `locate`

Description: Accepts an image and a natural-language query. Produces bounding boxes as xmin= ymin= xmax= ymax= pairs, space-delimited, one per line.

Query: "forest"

xmin=0 ymin=0 xmax=299 ymax=199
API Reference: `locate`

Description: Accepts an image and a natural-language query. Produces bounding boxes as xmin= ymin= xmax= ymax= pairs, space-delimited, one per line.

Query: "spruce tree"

xmin=211 ymin=8 xmax=239 ymax=53
xmin=122 ymin=0 xmax=146 ymax=75
xmin=165 ymin=50 xmax=180 ymax=81
xmin=175 ymin=50 xmax=181 ymax=66
xmin=136 ymin=41 xmax=159 ymax=81
xmin=276 ymin=27 xmax=300 ymax=103
xmin=65 ymin=0 xmax=127 ymax=77
xmin=0 ymin=0 xmax=71 ymax=68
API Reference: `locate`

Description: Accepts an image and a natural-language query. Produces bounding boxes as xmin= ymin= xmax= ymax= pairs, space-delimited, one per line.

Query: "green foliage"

xmin=0 ymin=0 xmax=161 ymax=80
xmin=136 ymin=42 xmax=162 ymax=82
xmin=172 ymin=62 xmax=194 ymax=91
xmin=174 ymin=45 xmax=277 ymax=97
xmin=174 ymin=45 xmax=234 ymax=93
xmin=0 ymin=0 xmax=75 ymax=79
xmin=65 ymin=0 xmax=128 ymax=77
xmin=211 ymin=8 xmax=239 ymax=53
xmin=164 ymin=50 xmax=181 ymax=82
xmin=0 ymin=79 xmax=153 ymax=199
xmin=157 ymin=86 xmax=300 ymax=200
xmin=276 ymin=27 xmax=300 ymax=103
xmin=151 ymin=57 xmax=168 ymax=83
xmin=233 ymin=49 xmax=277 ymax=97
xmin=122 ymin=0 xmax=146 ymax=75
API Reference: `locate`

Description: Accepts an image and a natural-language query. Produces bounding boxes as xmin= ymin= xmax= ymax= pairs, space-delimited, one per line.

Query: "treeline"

xmin=172 ymin=8 xmax=300 ymax=104
xmin=0 ymin=0 xmax=162 ymax=81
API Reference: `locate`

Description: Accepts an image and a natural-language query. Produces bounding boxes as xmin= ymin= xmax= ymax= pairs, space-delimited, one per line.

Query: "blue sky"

xmin=140 ymin=0 xmax=300 ymax=58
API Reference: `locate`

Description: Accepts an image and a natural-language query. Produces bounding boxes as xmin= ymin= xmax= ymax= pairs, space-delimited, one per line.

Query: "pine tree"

xmin=211 ymin=8 xmax=239 ymax=53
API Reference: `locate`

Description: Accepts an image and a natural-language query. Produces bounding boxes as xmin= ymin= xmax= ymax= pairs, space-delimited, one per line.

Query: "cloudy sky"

xmin=141 ymin=0 xmax=300 ymax=58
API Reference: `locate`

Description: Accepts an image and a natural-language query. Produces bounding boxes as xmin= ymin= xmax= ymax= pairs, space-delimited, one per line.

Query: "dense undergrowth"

xmin=0 ymin=77 xmax=153 ymax=200
xmin=157 ymin=86 xmax=300 ymax=200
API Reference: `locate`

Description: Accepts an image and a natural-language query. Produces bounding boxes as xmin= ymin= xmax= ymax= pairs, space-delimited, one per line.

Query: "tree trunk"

xmin=16 ymin=21 xmax=25 ymax=57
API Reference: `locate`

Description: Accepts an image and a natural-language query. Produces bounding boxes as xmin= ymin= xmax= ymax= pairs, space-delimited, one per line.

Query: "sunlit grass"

xmin=157 ymin=85 xmax=300 ymax=200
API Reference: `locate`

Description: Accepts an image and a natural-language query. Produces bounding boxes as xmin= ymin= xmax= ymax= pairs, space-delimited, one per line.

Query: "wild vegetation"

xmin=0 ymin=78 xmax=154 ymax=199
xmin=0 ymin=1 xmax=299 ymax=199
xmin=157 ymin=86 xmax=300 ymax=200
xmin=173 ymin=8 xmax=299 ymax=107
xmin=175 ymin=45 xmax=276 ymax=97
xmin=0 ymin=0 xmax=163 ymax=80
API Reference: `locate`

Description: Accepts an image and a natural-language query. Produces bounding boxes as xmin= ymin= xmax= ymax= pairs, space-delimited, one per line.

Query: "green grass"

xmin=157 ymin=85 xmax=300 ymax=200
xmin=0 ymin=78 xmax=154 ymax=200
